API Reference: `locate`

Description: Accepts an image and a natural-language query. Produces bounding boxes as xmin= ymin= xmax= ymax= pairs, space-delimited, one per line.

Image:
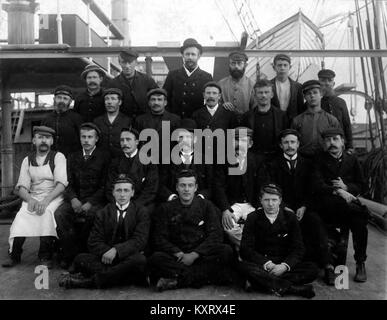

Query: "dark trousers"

xmin=239 ymin=260 xmax=319 ymax=293
xmin=299 ymin=210 xmax=330 ymax=267
xmin=315 ymin=195 xmax=368 ymax=263
xmin=148 ymin=244 xmax=234 ymax=288
xmin=11 ymin=236 xmax=56 ymax=260
xmin=73 ymin=252 xmax=147 ymax=289
xmin=54 ymin=202 xmax=101 ymax=261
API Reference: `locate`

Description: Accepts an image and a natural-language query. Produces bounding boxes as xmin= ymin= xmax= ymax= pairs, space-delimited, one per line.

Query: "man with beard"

xmin=239 ymin=184 xmax=318 ymax=298
xmin=93 ymin=88 xmax=132 ymax=158
xmin=54 ymin=123 xmax=110 ymax=268
xmin=106 ymin=127 xmax=158 ymax=213
xmin=214 ymin=127 xmax=267 ymax=253
xmin=241 ymin=79 xmax=288 ymax=161
xmin=2 ymin=126 xmax=68 ymax=268
xmin=158 ymin=119 xmax=213 ymax=203
xmin=192 ymin=81 xmax=238 ymax=163
xmin=148 ymin=169 xmax=233 ymax=291
xmin=268 ymin=129 xmax=332 ymax=285
xmin=218 ymin=51 xmax=255 ymax=116
xmin=291 ymin=80 xmax=340 ymax=158
xmin=270 ymin=54 xmax=305 ymax=122
xmin=107 ymin=49 xmax=158 ymax=119
xmin=74 ymin=64 xmax=106 ymax=123
xmin=42 ymin=86 xmax=83 ymax=157
xmin=312 ymin=128 xmax=368 ymax=283
xmin=163 ymin=38 xmax=213 ymax=118
xmin=318 ymin=69 xmax=354 ymax=153
xmin=59 ymin=175 xmax=150 ymax=289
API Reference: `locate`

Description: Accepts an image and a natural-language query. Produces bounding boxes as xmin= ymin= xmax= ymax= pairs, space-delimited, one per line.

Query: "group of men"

xmin=2 ymin=38 xmax=369 ymax=299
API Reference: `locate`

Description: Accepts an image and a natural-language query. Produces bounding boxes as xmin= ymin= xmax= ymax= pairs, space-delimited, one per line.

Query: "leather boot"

xmin=324 ymin=266 xmax=336 ymax=286
xmin=2 ymin=255 xmax=21 ymax=268
xmin=156 ymin=277 xmax=178 ymax=292
xmin=354 ymin=262 xmax=367 ymax=282
xmin=59 ymin=274 xmax=94 ymax=289
xmin=287 ymin=284 xmax=316 ymax=299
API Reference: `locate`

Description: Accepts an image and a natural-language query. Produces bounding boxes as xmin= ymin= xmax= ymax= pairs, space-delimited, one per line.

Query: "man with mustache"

xmin=192 ymin=82 xmax=238 ymax=163
xmin=106 ymin=127 xmax=158 ymax=213
xmin=268 ymin=129 xmax=332 ymax=285
xmin=159 ymin=119 xmax=213 ymax=203
xmin=74 ymin=64 xmax=106 ymax=123
xmin=241 ymin=79 xmax=288 ymax=162
xmin=218 ymin=51 xmax=255 ymax=116
xmin=312 ymin=128 xmax=368 ymax=283
xmin=270 ymin=54 xmax=305 ymax=122
xmin=149 ymin=169 xmax=233 ymax=291
xmin=163 ymin=38 xmax=213 ymax=118
xmin=214 ymin=127 xmax=268 ymax=253
xmin=2 ymin=126 xmax=68 ymax=268
xmin=42 ymin=86 xmax=83 ymax=157
xmin=93 ymin=88 xmax=132 ymax=158
xmin=318 ymin=69 xmax=354 ymax=153
xmin=107 ymin=49 xmax=158 ymax=119
xmin=54 ymin=123 xmax=110 ymax=268
xmin=291 ymin=80 xmax=340 ymax=158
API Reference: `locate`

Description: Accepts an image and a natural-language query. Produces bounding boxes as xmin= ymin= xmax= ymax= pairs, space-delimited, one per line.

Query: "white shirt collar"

xmin=264 ymin=209 xmax=280 ymax=224
xmin=116 ymin=202 xmax=130 ymax=220
xmin=283 ymin=153 xmax=298 ymax=161
xmin=83 ymin=146 xmax=96 ymax=157
xmin=184 ymin=65 xmax=199 ymax=77
xmin=124 ymin=148 xmax=138 ymax=159
xmin=206 ymin=104 xmax=219 ymax=116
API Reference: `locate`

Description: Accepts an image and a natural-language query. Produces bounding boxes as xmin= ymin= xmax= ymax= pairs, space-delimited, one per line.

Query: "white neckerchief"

xmin=124 ymin=148 xmax=138 ymax=159
xmin=83 ymin=146 xmax=96 ymax=157
xmin=184 ymin=65 xmax=199 ymax=77
xmin=264 ymin=209 xmax=279 ymax=224
xmin=206 ymin=104 xmax=219 ymax=117
xmin=116 ymin=202 xmax=130 ymax=220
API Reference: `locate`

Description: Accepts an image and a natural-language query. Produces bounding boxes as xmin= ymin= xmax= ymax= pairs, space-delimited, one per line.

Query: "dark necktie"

xmin=84 ymin=154 xmax=91 ymax=161
xmin=114 ymin=208 xmax=126 ymax=244
xmin=286 ymin=158 xmax=297 ymax=172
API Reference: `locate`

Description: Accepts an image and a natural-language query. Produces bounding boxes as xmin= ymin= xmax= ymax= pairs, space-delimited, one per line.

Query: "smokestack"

xmin=111 ymin=0 xmax=130 ymax=46
xmin=2 ymin=0 xmax=39 ymax=44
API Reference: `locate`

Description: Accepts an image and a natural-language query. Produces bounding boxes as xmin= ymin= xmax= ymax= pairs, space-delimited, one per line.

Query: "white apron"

xmin=9 ymin=161 xmax=64 ymax=252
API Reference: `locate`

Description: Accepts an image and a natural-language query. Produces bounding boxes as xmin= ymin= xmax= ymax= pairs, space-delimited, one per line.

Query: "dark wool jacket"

xmin=73 ymin=89 xmax=106 ymax=123
xmin=88 ymin=202 xmax=150 ymax=259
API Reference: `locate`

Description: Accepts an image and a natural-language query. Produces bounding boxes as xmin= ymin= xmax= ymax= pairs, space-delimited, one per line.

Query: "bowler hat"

xmin=80 ymin=64 xmax=106 ymax=79
xmin=180 ymin=38 xmax=203 ymax=54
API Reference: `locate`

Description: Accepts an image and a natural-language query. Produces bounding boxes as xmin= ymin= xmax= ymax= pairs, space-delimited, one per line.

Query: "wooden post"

xmin=145 ymin=55 xmax=153 ymax=77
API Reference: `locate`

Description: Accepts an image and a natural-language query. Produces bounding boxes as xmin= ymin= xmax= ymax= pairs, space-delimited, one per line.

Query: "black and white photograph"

xmin=0 ymin=0 xmax=386 ymax=307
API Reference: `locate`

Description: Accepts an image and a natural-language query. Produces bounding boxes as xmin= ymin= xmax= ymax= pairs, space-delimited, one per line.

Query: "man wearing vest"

xmin=2 ymin=126 xmax=68 ymax=269
xmin=59 ymin=174 xmax=150 ymax=289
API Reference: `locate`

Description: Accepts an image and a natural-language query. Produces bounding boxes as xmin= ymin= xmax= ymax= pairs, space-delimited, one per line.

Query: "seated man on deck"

xmin=59 ymin=174 xmax=150 ymax=289
xmin=2 ymin=126 xmax=68 ymax=269
xmin=148 ymin=169 xmax=233 ymax=292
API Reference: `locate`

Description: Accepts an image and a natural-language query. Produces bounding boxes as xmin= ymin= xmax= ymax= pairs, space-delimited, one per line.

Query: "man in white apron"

xmin=2 ymin=126 xmax=68 ymax=268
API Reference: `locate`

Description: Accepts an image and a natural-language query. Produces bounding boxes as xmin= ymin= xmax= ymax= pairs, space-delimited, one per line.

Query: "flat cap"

xmin=278 ymin=129 xmax=301 ymax=141
xmin=302 ymin=80 xmax=321 ymax=93
xmin=54 ymin=85 xmax=73 ymax=99
xmin=33 ymin=125 xmax=55 ymax=137
xmin=321 ymin=127 xmax=344 ymax=139
xmin=113 ymin=173 xmax=135 ymax=186
xmin=103 ymin=88 xmax=123 ymax=98
xmin=260 ymin=183 xmax=282 ymax=197
xmin=273 ymin=54 xmax=291 ymax=64
xmin=234 ymin=126 xmax=253 ymax=138
xmin=178 ymin=118 xmax=197 ymax=132
xmin=147 ymin=88 xmax=168 ymax=99
xmin=318 ymin=69 xmax=336 ymax=79
xmin=119 ymin=49 xmax=139 ymax=62
xmin=80 ymin=122 xmax=101 ymax=137
xmin=180 ymin=38 xmax=203 ymax=54
xmin=229 ymin=51 xmax=248 ymax=62
xmin=80 ymin=64 xmax=106 ymax=79
xmin=203 ymin=81 xmax=222 ymax=93
xmin=121 ymin=127 xmax=140 ymax=140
